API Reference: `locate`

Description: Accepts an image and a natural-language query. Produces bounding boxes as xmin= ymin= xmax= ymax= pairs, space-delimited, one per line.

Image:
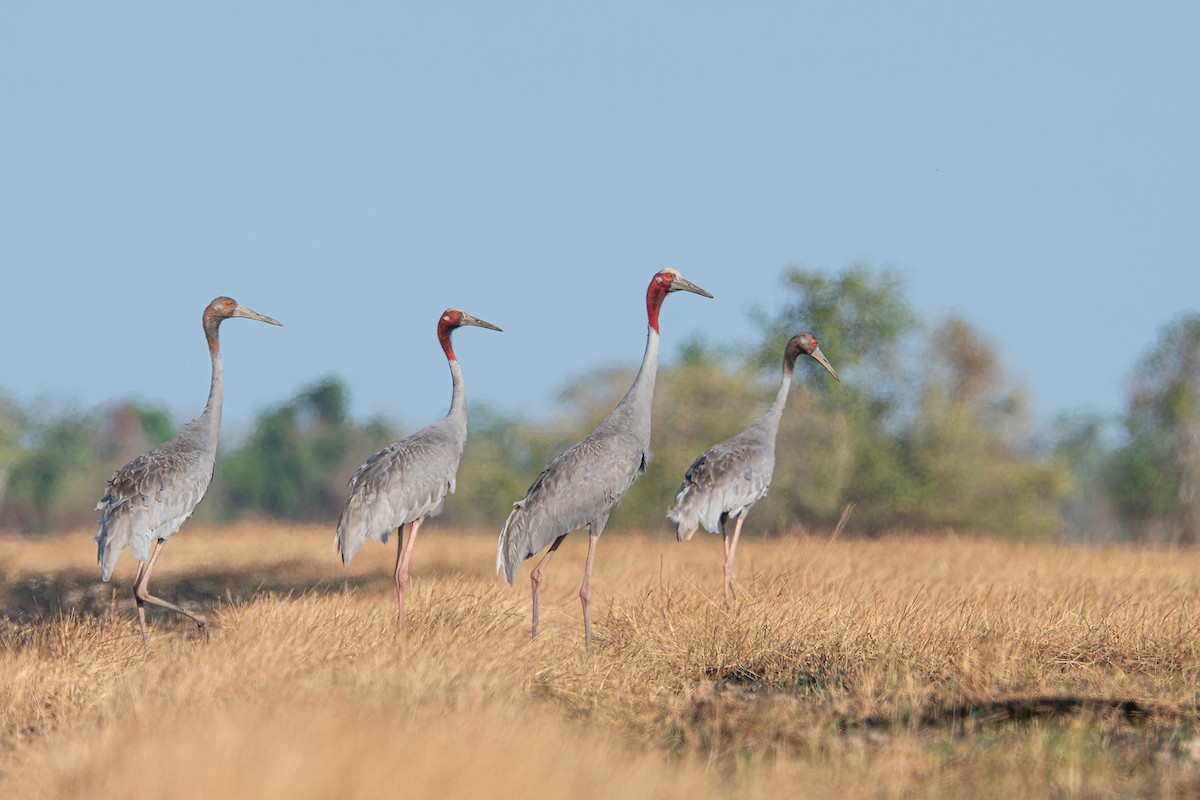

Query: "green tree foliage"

xmin=1 ymin=400 xmax=174 ymax=532
xmin=209 ymin=377 xmax=396 ymax=524
xmin=897 ymin=318 xmax=1069 ymax=537
xmin=1051 ymin=413 xmax=1123 ymax=543
xmin=1106 ymin=313 xmax=1200 ymax=544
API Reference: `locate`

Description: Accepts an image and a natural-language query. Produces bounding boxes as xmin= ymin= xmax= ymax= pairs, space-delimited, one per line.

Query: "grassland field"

xmin=2 ymin=522 xmax=1199 ymax=798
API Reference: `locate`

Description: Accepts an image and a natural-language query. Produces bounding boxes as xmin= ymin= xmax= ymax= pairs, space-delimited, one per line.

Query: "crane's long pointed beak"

xmin=461 ymin=313 xmax=502 ymax=332
xmin=670 ymin=275 xmax=714 ymax=299
xmin=809 ymin=345 xmax=839 ymax=382
xmin=232 ymin=305 xmax=283 ymax=326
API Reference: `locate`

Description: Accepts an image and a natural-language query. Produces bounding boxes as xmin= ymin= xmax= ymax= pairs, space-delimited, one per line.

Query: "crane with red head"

xmin=496 ymin=268 xmax=712 ymax=651
xmin=337 ymin=307 xmax=501 ymax=627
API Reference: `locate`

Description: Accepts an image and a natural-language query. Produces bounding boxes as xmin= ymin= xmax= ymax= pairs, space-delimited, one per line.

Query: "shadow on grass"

xmin=0 ymin=565 xmax=394 ymax=623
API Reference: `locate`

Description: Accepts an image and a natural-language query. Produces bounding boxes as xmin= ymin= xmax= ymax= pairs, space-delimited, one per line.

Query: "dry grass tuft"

xmin=3 ymin=523 xmax=1200 ymax=797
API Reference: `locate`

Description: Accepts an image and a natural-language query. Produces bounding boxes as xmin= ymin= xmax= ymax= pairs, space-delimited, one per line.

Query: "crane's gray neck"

xmin=198 ymin=345 xmax=224 ymax=446
xmin=757 ymin=363 xmax=794 ymax=436
xmin=613 ymin=326 xmax=660 ymax=432
xmin=447 ymin=357 xmax=467 ymax=430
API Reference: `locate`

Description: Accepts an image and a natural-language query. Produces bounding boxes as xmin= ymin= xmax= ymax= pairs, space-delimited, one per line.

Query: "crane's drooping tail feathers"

xmin=668 ymin=479 xmax=730 ymax=543
xmin=337 ymin=456 xmax=454 ymax=566
xmin=335 ymin=506 xmax=365 ymax=566
xmin=335 ymin=490 xmax=399 ymax=566
xmin=666 ymin=488 xmax=702 ymax=543
xmin=337 ymin=459 xmax=392 ymax=565
xmin=496 ymin=502 xmax=525 ymax=585
xmin=94 ymin=496 xmax=154 ymax=582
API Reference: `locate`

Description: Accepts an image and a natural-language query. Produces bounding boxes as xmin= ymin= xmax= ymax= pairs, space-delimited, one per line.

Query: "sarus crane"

xmin=94 ymin=296 xmax=282 ymax=648
xmin=497 ymin=268 xmax=712 ymax=651
xmin=668 ymin=332 xmax=838 ymax=603
xmin=337 ymin=308 xmax=501 ymax=627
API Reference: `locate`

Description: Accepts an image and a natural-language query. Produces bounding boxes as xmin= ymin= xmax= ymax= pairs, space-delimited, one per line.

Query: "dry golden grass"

xmin=3 ymin=522 xmax=1200 ymax=798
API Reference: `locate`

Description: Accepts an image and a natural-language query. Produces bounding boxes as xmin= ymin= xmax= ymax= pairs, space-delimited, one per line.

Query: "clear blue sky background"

xmin=3 ymin=3 xmax=1197 ymax=433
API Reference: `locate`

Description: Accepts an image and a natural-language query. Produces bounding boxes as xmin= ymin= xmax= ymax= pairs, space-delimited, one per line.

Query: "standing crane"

xmin=337 ymin=308 xmax=501 ymax=627
xmin=497 ymin=268 xmax=712 ymax=651
xmin=94 ymin=296 xmax=282 ymax=648
xmin=668 ymin=332 xmax=838 ymax=603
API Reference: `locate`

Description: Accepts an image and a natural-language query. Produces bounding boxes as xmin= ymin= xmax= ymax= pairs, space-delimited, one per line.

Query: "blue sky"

xmin=2 ymin=3 xmax=1197 ymax=433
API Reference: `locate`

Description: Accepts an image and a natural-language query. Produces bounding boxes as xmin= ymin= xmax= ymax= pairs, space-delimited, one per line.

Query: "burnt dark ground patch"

xmin=661 ymin=676 xmax=1199 ymax=765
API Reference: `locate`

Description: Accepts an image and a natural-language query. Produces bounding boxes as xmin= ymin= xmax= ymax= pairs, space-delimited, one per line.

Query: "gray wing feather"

xmin=667 ymin=425 xmax=775 ymax=542
xmin=94 ymin=427 xmax=216 ymax=582
xmin=496 ymin=426 xmax=647 ymax=584
xmin=336 ymin=417 xmax=464 ymax=564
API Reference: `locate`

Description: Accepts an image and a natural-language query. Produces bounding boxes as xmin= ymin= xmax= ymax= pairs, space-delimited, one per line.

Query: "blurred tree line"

xmin=2 ymin=264 xmax=1198 ymax=544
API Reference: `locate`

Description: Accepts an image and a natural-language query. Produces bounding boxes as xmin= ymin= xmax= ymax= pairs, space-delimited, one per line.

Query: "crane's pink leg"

xmin=134 ymin=538 xmax=208 ymax=645
xmin=580 ymin=533 xmax=599 ymax=653
xmin=393 ymin=524 xmax=405 ymax=625
xmin=724 ymin=516 xmax=746 ymax=605
xmin=530 ymin=534 xmax=566 ymax=640
xmin=394 ymin=520 xmax=421 ymax=628
xmin=132 ymin=560 xmax=150 ymax=651
xmin=720 ymin=517 xmax=732 ymax=606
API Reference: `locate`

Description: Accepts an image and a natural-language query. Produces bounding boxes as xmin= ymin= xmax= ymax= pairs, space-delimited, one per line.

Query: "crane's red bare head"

xmin=784 ymin=332 xmax=839 ymax=381
xmin=437 ymin=307 xmax=502 ymax=361
xmin=202 ymin=296 xmax=283 ymax=352
xmin=645 ymin=268 xmax=713 ymax=332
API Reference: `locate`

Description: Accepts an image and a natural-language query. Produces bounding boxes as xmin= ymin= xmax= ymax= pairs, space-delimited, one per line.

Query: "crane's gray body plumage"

xmin=667 ymin=379 xmax=787 ymax=541
xmin=94 ymin=352 xmax=223 ymax=582
xmin=668 ymin=332 xmax=838 ymax=543
xmin=497 ymin=330 xmax=659 ymax=584
xmin=336 ymin=359 xmax=468 ymax=563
